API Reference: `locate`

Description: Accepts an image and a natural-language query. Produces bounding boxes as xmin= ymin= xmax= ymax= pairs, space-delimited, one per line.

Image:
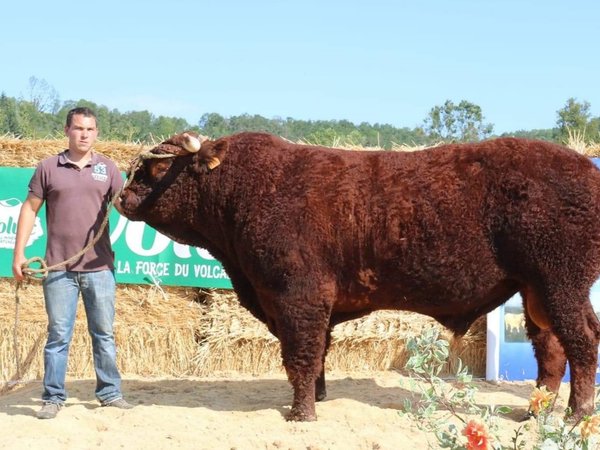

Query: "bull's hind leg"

xmin=523 ymin=288 xmax=567 ymax=398
xmin=529 ymin=328 xmax=566 ymax=393
xmin=315 ymin=328 xmax=333 ymax=402
xmin=532 ymin=285 xmax=600 ymax=420
xmin=563 ymin=301 xmax=600 ymax=418
xmin=524 ymin=323 xmax=566 ymax=418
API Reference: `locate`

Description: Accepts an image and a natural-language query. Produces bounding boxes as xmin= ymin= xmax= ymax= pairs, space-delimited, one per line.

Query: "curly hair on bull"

xmin=119 ymin=131 xmax=600 ymax=422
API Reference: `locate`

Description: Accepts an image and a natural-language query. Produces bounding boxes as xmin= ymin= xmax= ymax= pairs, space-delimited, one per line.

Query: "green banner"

xmin=0 ymin=167 xmax=232 ymax=288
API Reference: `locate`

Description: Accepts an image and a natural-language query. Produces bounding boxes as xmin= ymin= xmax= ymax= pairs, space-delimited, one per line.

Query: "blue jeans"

xmin=41 ymin=270 xmax=123 ymax=404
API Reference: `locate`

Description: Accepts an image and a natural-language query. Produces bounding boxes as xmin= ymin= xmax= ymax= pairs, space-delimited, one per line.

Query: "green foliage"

xmin=402 ymin=328 xmax=600 ymax=449
xmin=0 ymin=96 xmax=200 ymax=142
xmin=2 ymin=79 xmax=599 ymax=148
xmin=555 ymin=98 xmax=594 ymax=144
xmin=499 ymin=129 xmax=557 ymax=141
xmin=27 ymin=76 xmax=60 ymax=114
xmin=422 ymin=99 xmax=494 ymax=142
xmin=198 ymin=112 xmax=429 ymax=148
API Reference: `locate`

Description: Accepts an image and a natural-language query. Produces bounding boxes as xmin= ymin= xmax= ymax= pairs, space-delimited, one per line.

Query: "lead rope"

xmin=7 ymin=150 xmax=178 ymax=392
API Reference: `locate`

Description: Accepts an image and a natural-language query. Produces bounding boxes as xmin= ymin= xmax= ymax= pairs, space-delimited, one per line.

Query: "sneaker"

xmin=101 ymin=398 xmax=134 ymax=409
xmin=37 ymin=402 xmax=62 ymax=419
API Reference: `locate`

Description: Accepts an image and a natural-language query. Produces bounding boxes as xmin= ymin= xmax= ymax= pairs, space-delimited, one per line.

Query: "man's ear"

xmin=194 ymin=140 xmax=229 ymax=173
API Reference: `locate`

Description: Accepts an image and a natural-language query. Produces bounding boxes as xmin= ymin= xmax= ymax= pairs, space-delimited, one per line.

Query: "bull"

xmin=118 ymin=131 xmax=600 ymax=421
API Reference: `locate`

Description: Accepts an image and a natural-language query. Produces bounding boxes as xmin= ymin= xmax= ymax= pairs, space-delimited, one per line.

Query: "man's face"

xmin=64 ymin=114 xmax=98 ymax=154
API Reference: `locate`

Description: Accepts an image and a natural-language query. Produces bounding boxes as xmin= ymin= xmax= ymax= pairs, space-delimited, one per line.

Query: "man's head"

xmin=64 ymin=107 xmax=98 ymax=155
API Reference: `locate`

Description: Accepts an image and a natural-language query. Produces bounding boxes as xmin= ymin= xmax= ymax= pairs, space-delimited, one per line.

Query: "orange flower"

xmin=529 ymin=386 xmax=555 ymax=415
xmin=462 ymin=419 xmax=492 ymax=450
xmin=580 ymin=415 xmax=600 ymax=439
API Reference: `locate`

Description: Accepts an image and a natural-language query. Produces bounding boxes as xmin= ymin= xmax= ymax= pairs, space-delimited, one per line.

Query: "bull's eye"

xmin=149 ymin=159 xmax=173 ymax=181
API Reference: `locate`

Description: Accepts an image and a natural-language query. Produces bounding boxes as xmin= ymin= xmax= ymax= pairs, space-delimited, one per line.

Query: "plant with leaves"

xmin=401 ymin=327 xmax=600 ymax=449
xmin=401 ymin=327 xmax=511 ymax=449
xmin=529 ymin=387 xmax=600 ymax=450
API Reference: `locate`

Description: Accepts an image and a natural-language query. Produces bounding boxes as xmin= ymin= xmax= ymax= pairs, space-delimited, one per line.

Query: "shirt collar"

xmin=58 ymin=149 xmax=97 ymax=167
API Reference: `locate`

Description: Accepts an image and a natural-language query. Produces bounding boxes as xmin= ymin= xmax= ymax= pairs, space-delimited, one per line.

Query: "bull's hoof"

xmin=286 ymin=408 xmax=317 ymax=422
xmin=565 ymin=408 xmax=589 ymax=424
xmin=316 ymin=390 xmax=327 ymax=402
xmin=519 ymin=410 xmax=536 ymax=422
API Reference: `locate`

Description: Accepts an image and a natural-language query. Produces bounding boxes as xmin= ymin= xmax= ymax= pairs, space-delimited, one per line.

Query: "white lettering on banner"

xmin=135 ymin=261 xmax=171 ymax=276
xmin=126 ymin=221 xmax=171 ymax=256
xmin=193 ymin=264 xmax=229 ymax=279
xmin=173 ymin=242 xmax=191 ymax=258
xmin=110 ymin=215 xmax=216 ymax=261
xmin=116 ymin=260 xmax=131 ymax=274
xmin=197 ymin=248 xmax=215 ymax=260
xmin=110 ymin=214 xmax=127 ymax=244
xmin=174 ymin=263 xmax=189 ymax=276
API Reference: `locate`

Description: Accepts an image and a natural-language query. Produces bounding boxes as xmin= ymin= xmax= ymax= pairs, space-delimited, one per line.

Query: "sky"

xmin=1 ymin=0 xmax=599 ymax=135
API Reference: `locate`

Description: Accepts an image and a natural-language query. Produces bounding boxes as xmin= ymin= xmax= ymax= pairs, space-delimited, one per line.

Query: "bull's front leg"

xmin=277 ymin=294 xmax=332 ymax=421
xmin=315 ymin=368 xmax=327 ymax=402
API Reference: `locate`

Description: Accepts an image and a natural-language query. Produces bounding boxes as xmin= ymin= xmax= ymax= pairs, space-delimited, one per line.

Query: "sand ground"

xmin=0 ymin=370 xmax=560 ymax=450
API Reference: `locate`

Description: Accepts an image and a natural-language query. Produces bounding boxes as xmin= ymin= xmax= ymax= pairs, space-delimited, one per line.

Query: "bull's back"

xmin=224 ymin=134 xmax=600 ymax=311
xmin=280 ymin=138 xmax=600 ymax=318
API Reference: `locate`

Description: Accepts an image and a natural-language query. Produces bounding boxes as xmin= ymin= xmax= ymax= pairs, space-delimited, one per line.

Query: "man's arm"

xmin=12 ymin=193 xmax=44 ymax=280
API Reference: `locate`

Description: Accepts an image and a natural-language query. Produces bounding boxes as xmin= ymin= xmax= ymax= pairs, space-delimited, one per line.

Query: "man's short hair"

xmin=66 ymin=107 xmax=97 ymax=128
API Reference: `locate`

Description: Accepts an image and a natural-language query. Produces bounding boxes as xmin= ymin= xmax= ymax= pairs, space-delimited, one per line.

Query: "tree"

xmin=198 ymin=112 xmax=229 ymax=137
xmin=555 ymin=97 xmax=591 ymax=143
xmin=27 ymin=76 xmax=60 ymax=114
xmin=153 ymin=116 xmax=192 ymax=141
xmin=422 ymin=100 xmax=493 ymax=142
xmin=500 ymin=128 xmax=556 ymax=141
xmin=588 ymin=117 xmax=600 ymax=142
xmin=0 ymin=94 xmax=21 ymax=135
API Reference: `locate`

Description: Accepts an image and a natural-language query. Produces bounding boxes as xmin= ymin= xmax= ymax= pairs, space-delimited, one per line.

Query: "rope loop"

xmin=20 ymin=256 xmax=49 ymax=281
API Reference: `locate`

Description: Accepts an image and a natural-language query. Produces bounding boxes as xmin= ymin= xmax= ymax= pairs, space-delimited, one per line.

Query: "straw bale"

xmin=182 ymin=290 xmax=486 ymax=376
xmin=588 ymin=143 xmax=600 ymax=157
xmin=1 ymin=278 xmax=485 ymax=388
xmin=2 ymin=135 xmax=597 ymax=170
xmin=0 ymin=136 xmax=149 ymax=171
xmin=0 ymin=279 xmax=207 ymax=387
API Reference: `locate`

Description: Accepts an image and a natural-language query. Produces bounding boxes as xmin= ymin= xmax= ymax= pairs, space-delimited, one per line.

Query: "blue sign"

xmin=488 ymin=280 xmax=600 ymax=382
xmin=486 ymin=157 xmax=600 ymax=381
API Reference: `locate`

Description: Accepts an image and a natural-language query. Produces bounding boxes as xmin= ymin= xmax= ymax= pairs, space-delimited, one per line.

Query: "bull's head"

xmin=117 ymin=131 xmax=227 ymax=223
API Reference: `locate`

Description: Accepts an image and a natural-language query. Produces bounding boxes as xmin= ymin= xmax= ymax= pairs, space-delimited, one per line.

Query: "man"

xmin=12 ymin=107 xmax=133 ymax=419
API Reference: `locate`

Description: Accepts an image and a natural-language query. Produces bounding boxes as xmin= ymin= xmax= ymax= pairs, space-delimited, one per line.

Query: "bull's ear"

xmin=194 ymin=140 xmax=229 ymax=173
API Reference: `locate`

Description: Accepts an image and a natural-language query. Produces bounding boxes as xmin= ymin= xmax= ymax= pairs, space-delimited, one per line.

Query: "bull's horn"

xmin=182 ymin=133 xmax=201 ymax=153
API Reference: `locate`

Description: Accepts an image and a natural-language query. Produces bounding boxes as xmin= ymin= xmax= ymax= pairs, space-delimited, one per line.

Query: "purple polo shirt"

xmin=28 ymin=150 xmax=123 ymax=272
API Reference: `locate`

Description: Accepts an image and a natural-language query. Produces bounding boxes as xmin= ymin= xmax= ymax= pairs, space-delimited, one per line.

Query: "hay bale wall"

xmin=1 ymin=279 xmax=486 ymax=387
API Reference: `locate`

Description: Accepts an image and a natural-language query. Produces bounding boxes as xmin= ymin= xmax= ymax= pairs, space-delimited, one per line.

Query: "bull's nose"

xmin=116 ymin=190 xmax=141 ymax=213
xmin=114 ymin=193 xmax=126 ymax=214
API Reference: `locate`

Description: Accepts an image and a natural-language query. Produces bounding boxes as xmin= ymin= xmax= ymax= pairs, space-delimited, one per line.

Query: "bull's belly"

xmin=332 ymin=277 xmax=521 ymax=323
